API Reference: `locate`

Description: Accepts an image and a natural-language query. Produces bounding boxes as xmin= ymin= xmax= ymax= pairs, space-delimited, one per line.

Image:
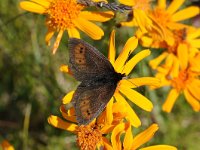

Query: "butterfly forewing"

xmin=69 ymin=38 xmax=114 ymax=81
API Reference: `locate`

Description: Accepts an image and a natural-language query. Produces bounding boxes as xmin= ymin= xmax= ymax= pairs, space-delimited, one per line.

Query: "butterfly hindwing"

xmin=72 ymin=82 xmax=117 ymax=125
xmin=69 ymin=38 xmax=114 ymax=81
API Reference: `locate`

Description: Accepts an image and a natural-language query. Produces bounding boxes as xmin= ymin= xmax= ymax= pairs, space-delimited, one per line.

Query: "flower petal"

xmin=67 ymin=27 xmax=80 ymax=39
xmin=132 ymin=124 xmax=159 ymax=149
xmin=118 ymin=0 xmax=134 ymax=6
xmin=122 ymin=49 xmax=151 ymax=75
xmin=177 ymin=43 xmax=188 ymax=70
xmin=45 ymin=27 xmax=55 ymax=46
xmin=123 ymin=122 xmax=133 ymax=150
xmin=79 ymin=11 xmax=114 ymax=22
xmin=48 ymin=115 xmax=77 ymax=132
xmin=20 ymin=1 xmax=47 ymax=14
xmin=114 ymin=92 xmax=141 ymax=127
xmin=60 ymin=65 xmax=69 ymax=73
xmin=74 ymin=18 xmax=104 ymax=40
xmin=158 ymin=0 xmax=166 ymax=9
xmin=187 ymin=80 xmax=200 ymax=100
xmin=119 ymin=85 xmax=153 ymax=111
xmin=171 ymin=6 xmax=200 ymax=22
xmin=166 ymin=0 xmax=185 ymax=15
xmin=140 ymin=145 xmax=177 ymax=150
xmin=114 ymin=37 xmax=138 ymax=72
xmin=1 ymin=140 xmax=15 ymax=150
xmin=149 ymin=52 xmax=168 ymax=69
xmin=102 ymin=137 xmax=113 ymax=150
xmin=62 ymin=91 xmax=75 ymax=104
xmin=184 ymin=89 xmax=200 ymax=111
xmin=162 ymin=89 xmax=179 ymax=113
xmin=108 ymin=30 xmax=116 ymax=65
xmin=105 ymin=97 xmax=114 ymax=125
xmin=60 ymin=106 xmax=77 ymax=123
xmin=52 ymin=30 xmax=64 ymax=54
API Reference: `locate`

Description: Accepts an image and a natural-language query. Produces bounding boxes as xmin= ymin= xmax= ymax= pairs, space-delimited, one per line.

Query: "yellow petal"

xmin=118 ymin=0 xmax=134 ymax=6
xmin=140 ymin=145 xmax=177 ymax=150
xmin=132 ymin=124 xmax=159 ymax=149
xmin=47 ymin=115 xmax=77 ymax=132
xmin=187 ymin=28 xmax=200 ymax=40
xmin=166 ymin=0 xmax=185 ymax=15
xmin=60 ymin=106 xmax=77 ymax=123
xmin=149 ymin=52 xmax=168 ymax=69
xmin=114 ymin=37 xmax=138 ymax=72
xmin=162 ymin=89 xmax=179 ymax=113
xmin=45 ymin=27 xmax=55 ymax=46
xmin=52 ymin=30 xmax=64 ymax=54
xmin=102 ymin=137 xmax=113 ymax=150
xmin=67 ymin=27 xmax=80 ymax=39
xmin=122 ymin=49 xmax=151 ymax=75
xmin=111 ymin=122 xmax=130 ymax=150
xmin=79 ymin=11 xmax=114 ymax=22
xmin=108 ymin=30 xmax=116 ymax=65
xmin=128 ymin=77 xmax=160 ymax=88
xmin=60 ymin=65 xmax=69 ymax=73
xmin=105 ymin=97 xmax=114 ymax=125
xmin=172 ymin=6 xmax=200 ymax=22
xmin=177 ymin=43 xmax=188 ymax=70
xmin=139 ymin=36 xmax=153 ymax=47
xmin=120 ymin=20 xmax=135 ymax=27
xmin=190 ymin=39 xmax=200 ymax=48
xmin=158 ymin=0 xmax=166 ymax=9
xmin=74 ymin=18 xmax=104 ymax=40
xmin=20 ymin=1 xmax=46 ymax=14
xmin=187 ymin=80 xmax=200 ymax=100
xmin=123 ymin=122 xmax=133 ymax=150
xmin=119 ymin=86 xmax=153 ymax=111
xmin=62 ymin=91 xmax=75 ymax=104
xmin=114 ymin=92 xmax=141 ymax=127
xmin=184 ymin=89 xmax=200 ymax=111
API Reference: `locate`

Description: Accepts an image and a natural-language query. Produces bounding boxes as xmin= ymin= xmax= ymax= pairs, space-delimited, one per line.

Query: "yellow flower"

xmin=20 ymin=0 xmax=114 ymax=54
xmin=61 ymin=30 xmax=160 ymax=127
xmin=1 ymin=140 xmax=15 ymax=150
xmin=48 ymin=100 xmax=131 ymax=150
xmin=119 ymin=0 xmax=163 ymax=36
xmin=154 ymin=53 xmax=200 ymax=112
xmin=108 ymin=123 xmax=177 ymax=150
xmin=138 ymin=0 xmax=200 ymax=48
xmin=149 ymin=27 xmax=200 ymax=73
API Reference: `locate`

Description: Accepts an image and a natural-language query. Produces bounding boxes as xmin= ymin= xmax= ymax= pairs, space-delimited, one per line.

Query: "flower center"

xmin=172 ymin=69 xmax=192 ymax=91
xmin=46 ymin=0 xmax=84 ymax=30
xmin=151 ymin=8 xmax=171 ymax=28
xmin=168 ymin=29 xmax=187 ymax=54
xmin=76 ymin=124 xmax=102 ymax=150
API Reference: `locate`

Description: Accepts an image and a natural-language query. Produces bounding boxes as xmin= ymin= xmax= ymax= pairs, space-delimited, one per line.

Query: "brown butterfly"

xmin=69 ymin=38 xmax=125 ymax=125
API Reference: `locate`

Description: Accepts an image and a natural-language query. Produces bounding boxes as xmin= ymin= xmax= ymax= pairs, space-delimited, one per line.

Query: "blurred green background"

xmin=0 ymin=0 xmax=200 ymax=149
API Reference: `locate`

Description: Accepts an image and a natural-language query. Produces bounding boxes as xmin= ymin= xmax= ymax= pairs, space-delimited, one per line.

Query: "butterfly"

xmin=68 ymin=38 xmax=125 ymax=125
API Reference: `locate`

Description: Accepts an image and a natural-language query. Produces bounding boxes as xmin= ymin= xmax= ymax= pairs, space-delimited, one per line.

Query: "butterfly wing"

xmin=72 ymin=82 xmax=117 ymax=125
xmin=69 ymin=38 xmax=115 ymax=81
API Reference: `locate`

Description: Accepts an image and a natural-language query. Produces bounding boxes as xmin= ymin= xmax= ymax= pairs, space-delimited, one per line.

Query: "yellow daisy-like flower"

xmin=149 ymin=27 xmax=200 ymax=73
xmin=48 ymin=100 xmax=132 ymax=150
xmin=20 ymin=0 xmax=114 ymax=54
xmin=154 ymin=53 xmax=200 ymax=112
xmin=61 ymin=30 xmax=160 ymax=127
xmin=1 ymin=140 xmax=15 ymax=150
xmin=138 ymin=0 xmax=200 ymax=48
xmin=119 ymin=0 xmax=164 ymax=37
xmin=107 ymin=122 xmax=177 ymax=150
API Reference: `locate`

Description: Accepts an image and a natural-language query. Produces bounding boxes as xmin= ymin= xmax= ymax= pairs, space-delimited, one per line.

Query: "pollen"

xmin=76 ymin=124 xmax=102 ymax=150
xmin=45 ymin=0 xmax=84 ymax=30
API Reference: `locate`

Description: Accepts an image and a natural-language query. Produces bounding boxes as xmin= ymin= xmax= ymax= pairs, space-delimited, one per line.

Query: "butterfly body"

xmin=69 ymin=38 xmax=124 ymax=125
